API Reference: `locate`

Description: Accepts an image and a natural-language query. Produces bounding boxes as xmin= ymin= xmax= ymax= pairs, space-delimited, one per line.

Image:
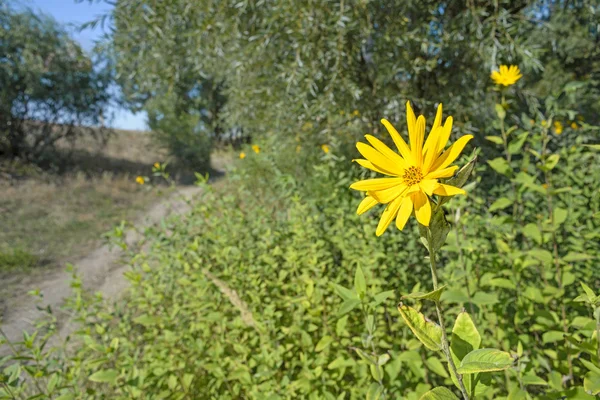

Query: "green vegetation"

xmin=1 ymin=0 xmax=600 ymax=399
xmin=0 ymin=2 xmax=110 ymax=160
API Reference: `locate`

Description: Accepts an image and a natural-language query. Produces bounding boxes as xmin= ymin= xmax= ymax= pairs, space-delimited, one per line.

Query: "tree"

xmin=0 ymin=2 xmax=111 ymax=160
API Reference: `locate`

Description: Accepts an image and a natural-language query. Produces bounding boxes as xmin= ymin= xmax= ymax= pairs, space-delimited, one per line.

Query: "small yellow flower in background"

xmin=339 ymin=110 xmax=345 ymax=116
xmin=554 ymin=121 xmax=563 ymax=135
xmin=296 ymin=145 xmax=302 ymax=153
xmin=541 ymin=120 xmax=547 ymax=127
xmin=490 ymin=65 xmax=522 ymax=86
xmin=530 ymin=119 xmax=535 ymax=125
xmin=542 ymin=183 xmax=549 ymax=189
xmin=571 ymin=122 xmax=578 ymax=130
xmin=153 ymin=162 xmax=160 ymax=169
xmin=239 ymin=152 xmax=246 ymax=159
xmin=352 ymin=110 xmax=360 ymax=117
xmin=252 ymin=145 xmax=261 ymax=154
xmin=351 ymin=101 xmax=473 ymax=236
xmin=136 ymin=176 xmax=145 ymax=185
xmin=321 ymin=144 xmax=330 ymax=154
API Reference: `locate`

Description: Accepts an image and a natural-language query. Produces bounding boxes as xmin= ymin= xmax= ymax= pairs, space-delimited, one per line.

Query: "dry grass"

xmin=0 ymin=128 xmax=172 ymax=276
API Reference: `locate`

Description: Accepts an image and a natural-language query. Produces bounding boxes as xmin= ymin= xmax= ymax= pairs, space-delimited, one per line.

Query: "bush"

xmin=0 ymin=3 xmax=110 ymax=160
xmin=146 ymin=94 xmax=212 ymax=171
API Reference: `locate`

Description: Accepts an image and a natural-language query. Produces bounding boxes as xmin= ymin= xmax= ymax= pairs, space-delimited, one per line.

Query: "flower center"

xmin=403 ymin=166 xmax=423 ymax=186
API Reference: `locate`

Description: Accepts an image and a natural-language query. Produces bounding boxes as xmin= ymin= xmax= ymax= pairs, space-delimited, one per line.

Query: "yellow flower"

xmin=554 ymin=121 xmax=563 ymax=135
xmin=530 ymin=119 xmax=535 ymax=125
xmin=252 ymin=145 xmax=261 ymax=154
xmin=352 ymin=110 xmax=360 ymax=117
xmin=136 ymin=176 xmax=145 ymax=185
xmin=490 ymin=65 xmax=522 ymax=86
xmin=321 ymin=144 xmax=330 ymax=154
xmin=296 ymin=145 xmax=302 ymax=153
xmin=571 ymin=122 xmax=578 ymax=130
xmin=239 ymin=152 xmax=246 ymax=159
xmin=541 ymin=120 xmax=547 ymax=127
xmin=153 ymin=162 xmax=160 ymax=169
xmin=351 ymin=101 xmax=473 ymax=236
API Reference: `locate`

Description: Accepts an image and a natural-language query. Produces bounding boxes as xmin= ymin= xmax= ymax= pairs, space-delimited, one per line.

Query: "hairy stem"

xmin=427 ymin=232 xmax=469 ymax=400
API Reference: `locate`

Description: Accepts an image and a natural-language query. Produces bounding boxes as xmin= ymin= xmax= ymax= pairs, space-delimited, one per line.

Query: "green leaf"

xmin=521 ymin=374 xmax=548 ymax=386
xmin=133 ymin=314 xmax=159 ymax=326
xmin=315 ymin=335 xmax=334 ymax=352
xmin=563 ymin=252 xmax=593 ymax=262
xmin=489 ymin=197 xmax=513 ymax=212
xmin=55 ymin=394 xmax=75 ymax=400
xmin=328 ymin=357 xmax=356 ymax=369
xmin=471 ymin=292 xmax=499 ymax=305
xmin=372 ymin=290 xmax=395 ymax=306
xmin=443 ymin=155 xmax=477 ymax=192
xmin=402 ymin=286 xmax=446 ymax=302
xmin=88 ymin=369 xmax=119 ymax=384
xmin=584 ymin=371 xmax=600 ymax=395
xmin=553 ymin=207 xmax=568 ymax=226
xmin=456 ymin=349 xmax=514 ymax=374
xmin=487 ymin=157 xmax=512 ymax=176
xmin=366 ymin=383 xmax=384 ymax=400
xmin=331 ymin=283 xmax=358 ymax=301
xmin=425 ymin=357 xmax=449 ymax=378
xmin=485 ymin=136 xmax=504 ymax=145
xmin=450 ymin=311 xmax=481 ymax=394
xmin=419 ymin=207 xmax=450 ymax=252
xmin=397 ymin=303 xmax=443 ymax=351
xmin=337 ymin=299 xmax=360 ymax=316
xmin=508 ymin=132 xmax=529 ymax=154
xmin=495 ymin=104 xmax=506 ymax=120
xmin=419 ymin=387 xmax=460 ymax=400
xmin=355 ymin=266 xmax=367 ymax=298
xmin=529 ymin=249 xmax=553 ymax=264
xmin=542 ymin=154 xmax=560 ymax=171
xmin=522 ymin=223 xmax=542 ymax=245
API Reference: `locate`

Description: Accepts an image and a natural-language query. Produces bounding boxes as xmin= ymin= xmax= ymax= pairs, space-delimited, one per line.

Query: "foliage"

xmin=106 ymin=0 xmax=599 ymax=153
xmin=0 ymin=2 xmax=111 ymax=160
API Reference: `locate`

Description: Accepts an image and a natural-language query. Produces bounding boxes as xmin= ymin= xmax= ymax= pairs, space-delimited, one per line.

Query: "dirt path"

xmin=0 ymin=185 xmax=203 ymax=346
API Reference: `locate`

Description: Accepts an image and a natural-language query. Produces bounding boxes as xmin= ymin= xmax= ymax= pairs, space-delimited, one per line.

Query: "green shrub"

xmin=0 ymin=248 xmax=39 ymax=272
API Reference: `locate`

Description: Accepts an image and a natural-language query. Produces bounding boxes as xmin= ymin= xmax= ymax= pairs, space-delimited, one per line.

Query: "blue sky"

xmin=22 ymin=0 xmax=147 ymax=131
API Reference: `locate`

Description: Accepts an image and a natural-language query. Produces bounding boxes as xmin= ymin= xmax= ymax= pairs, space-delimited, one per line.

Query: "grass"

xmin=0 ymin=128 xmax=171 ymax=276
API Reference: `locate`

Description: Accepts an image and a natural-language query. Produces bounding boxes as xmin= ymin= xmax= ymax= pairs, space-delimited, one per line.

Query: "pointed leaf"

xmin=419 ymin=387 xmax=460 ymax=400
xmin=403 ymin=286 xmax=446 ymax=302
xmin=88 ymin=369 xmax=119 ymax=384
xmin=456 ymin=349 xmax=514 ymax=374
xmin=397 ymin=303 xmax=443 ymax=351
xmin=355 ymin=266 xmax=367 ymax=298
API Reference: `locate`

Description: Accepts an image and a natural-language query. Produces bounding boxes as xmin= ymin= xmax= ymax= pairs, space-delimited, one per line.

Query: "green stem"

xmin=596 ymin=307 xmax=600 ymax=362
xmin=427 ymin=232 xmax=469 ymax=400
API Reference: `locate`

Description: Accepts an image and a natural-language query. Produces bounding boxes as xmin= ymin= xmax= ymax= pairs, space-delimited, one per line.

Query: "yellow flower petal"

xmin=432 ymin=103 xmax=443 ymax=131
xmin=353 ymin=159 xmax=394 ymax=176
xmin=380 ymin=119 xmax=414 ymax=163
xmin=422 ymin=126 xmax=443 ymax=170
xmin=369 ymin=184 xmax=408 ymax=204
xmin=350 ymin=177 xmax=405 ymax=191
xmin=364 ymin=135 xmax=409 ymax=170
xmin=376 ymin=195 xmax=403 ymax=236
xmin=413 ymin=115 xmax=426 ymax=165
xmin=430 ymin=135 xmax=474 ymax=171
xmin=406 ymin=101 xmax=417 ymax=152
xmin=413 ymin=191 xmax=432 ymax=227
xmin=424 ymin=166 xmax=458 ymax=180
xmin=433 ymin=184 xmax=466 ymax=197
xmin=419 ymin=179 xmax=439 ymax=196
xmin=356 ymin=143 xmax=403 ymax=175
xmin=357 ymin=196 xmax=378 ymax=215
xmin=396 ymin=196 xmax=414 ymax=231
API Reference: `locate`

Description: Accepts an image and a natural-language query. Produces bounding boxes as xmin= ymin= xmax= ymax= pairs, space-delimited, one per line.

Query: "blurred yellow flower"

xmin=571 ymin=122 xmax=578 ymax=130
xmin=252 ymin=145 xmax=261 ymax=154
xmin=351 ymin=101 xmax=473 ymax=235
xmin=530 ymin=119 xmax=535 ymax=125
xmin=296 ymin=145 xmax=302 ymax=153
xmin=554 ymin=121 xmax=563 ymax=135
xmin=153 ymin=162 xmax=160 ymax=169
xmin=490 ymin=65 xmax=522 ymax=86
xmin=136 ymin=176 xmax=145 ymax=185
xmin=352 ymin=110 xmax=360 ymax=117
xmin=239 ymin=152 xmax=246 ymax=159
xmin=541 ymin=120 xmax=547 ymax=127
xmin=339 ymin=110 xmax=345 ymax=116
xmin=542 ymin=183 xmax=549 ymax=189
xmin=321 ymin=144 xmax=330 ymax=154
